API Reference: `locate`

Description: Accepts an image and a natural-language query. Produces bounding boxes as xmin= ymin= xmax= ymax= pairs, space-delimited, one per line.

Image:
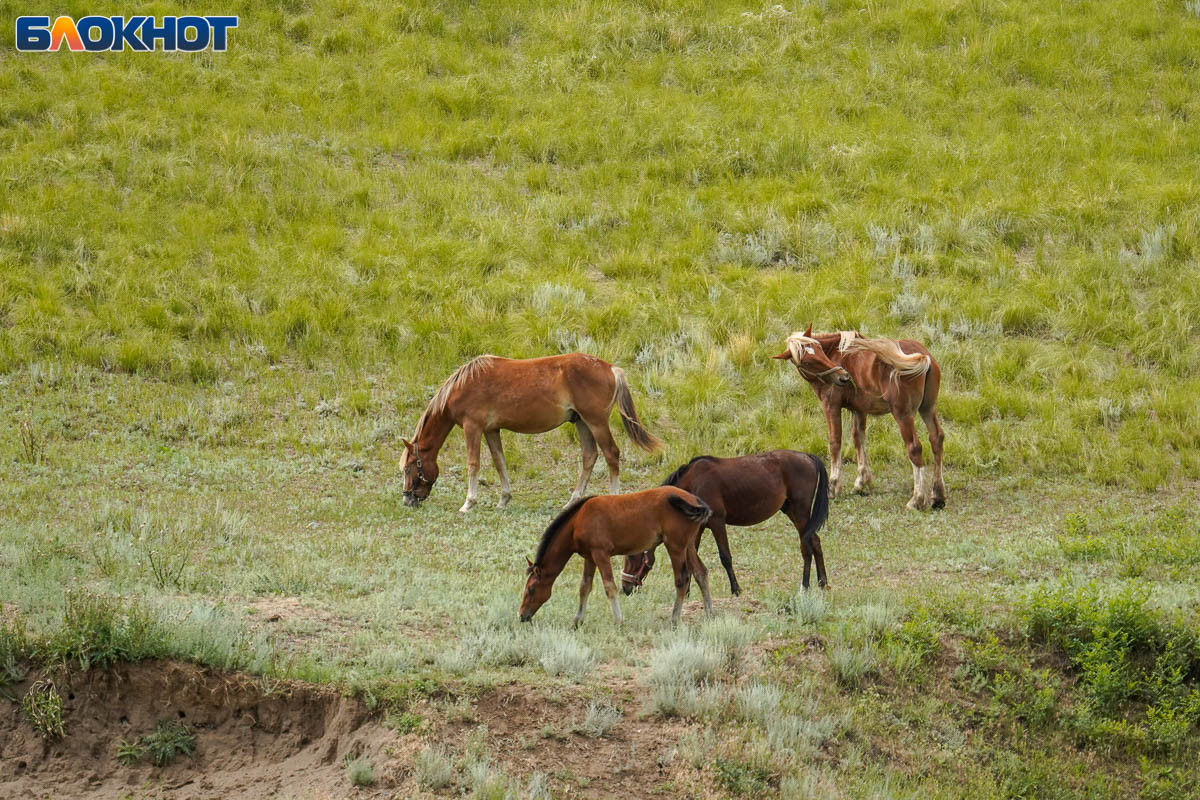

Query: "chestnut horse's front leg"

xmin=821 ymin=399 xmax=844 ymax=497
xmin=592 ymin=550 xmax=623 ymax=625
xmin=574 ymin=557 xmax=596 ymax=628
xmin=851 ymin=410 xmax=873 ymax=493
xmin=459 ymin=422 xmax=483 ymax=513
xmin=484 ymin=430 xmax=512 ymax=509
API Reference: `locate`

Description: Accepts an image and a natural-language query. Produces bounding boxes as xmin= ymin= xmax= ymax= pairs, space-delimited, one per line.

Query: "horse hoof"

xmin=932 ymin=498 xmax=946 ymax=510
xmin=498 ymin=496 xmax=512 ymax=510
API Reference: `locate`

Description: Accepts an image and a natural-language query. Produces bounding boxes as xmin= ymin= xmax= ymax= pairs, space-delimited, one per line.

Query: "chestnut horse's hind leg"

xmin=569 ymin=421 xmax=599 ymax=504
xmin=893 ymin=412 xmax=929 ymax=511
xmin=483 ymin=430 xmax=512 ymax=509
xmin=574 ymin=557 xmax=596 ymax=628
xmin=585 ymin=417 xmax=622 ymax=495
xmin=851 ymin=410 xmax=873 ymax=493
xmin=920 ymin=407 xmax=946 ymax=509
xmin=592 ymin=551 xmax=623 ymax=625
xmin=459 ymin=422 xmax=483 ymax=513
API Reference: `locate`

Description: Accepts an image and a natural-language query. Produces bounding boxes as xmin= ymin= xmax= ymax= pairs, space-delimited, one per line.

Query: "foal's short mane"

xmin=411 ymin=355 xmax=496 ymax=441
xmin=661 ymin=456 xmax=717 ymax=487
xmin=534 ymin=497 xmax=590 ymax=566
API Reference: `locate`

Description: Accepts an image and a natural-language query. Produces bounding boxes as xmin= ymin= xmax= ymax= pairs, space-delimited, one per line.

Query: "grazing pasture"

xmin=2 ymin=0 xmax=1200 ymax=797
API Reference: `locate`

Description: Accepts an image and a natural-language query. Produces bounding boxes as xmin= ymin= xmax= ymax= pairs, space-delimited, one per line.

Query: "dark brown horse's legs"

xmin=709 ymin=520 xmax=740 ymax=596
xmin=786 ymin=508 xmax=829 ymax=589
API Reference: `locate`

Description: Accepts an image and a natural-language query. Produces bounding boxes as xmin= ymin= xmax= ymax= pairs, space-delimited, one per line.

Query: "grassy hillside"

xmin=1 ymin=0 xmax=1198 ymax=482
xmin=2 ymin=1 xmax=1200 ymax=798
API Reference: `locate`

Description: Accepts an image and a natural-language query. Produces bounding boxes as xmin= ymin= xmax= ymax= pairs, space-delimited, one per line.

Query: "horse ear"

xmin=401 ymin=438 xmax=414 ymax=451
xmin=804 ymin=322 xmax=813 ymax=337
xmin=526 ymin=556 xmax=533 ymax=567
xmin=772 ymin=350 xmax=792 ymax=361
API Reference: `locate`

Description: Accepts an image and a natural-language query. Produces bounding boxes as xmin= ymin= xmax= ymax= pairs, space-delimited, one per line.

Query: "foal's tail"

xmin=612 ymin=367 xmax=663 ymax=452
xmin=668 ymin=493 xmax=712 ymax=525
xmin=803 ymin=454 xmax=830 ymax=551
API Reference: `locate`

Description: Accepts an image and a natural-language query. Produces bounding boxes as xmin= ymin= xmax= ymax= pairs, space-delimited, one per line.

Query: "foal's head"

xmin=401 ymin=438 xmax=438 ymax=507
xmin=519 ymin=558 xmax=553 ymax=622
xmin=620 ymin=549 xmax=656 ymax=595
xmin=774 ymin=325 xmax=852 ymax=387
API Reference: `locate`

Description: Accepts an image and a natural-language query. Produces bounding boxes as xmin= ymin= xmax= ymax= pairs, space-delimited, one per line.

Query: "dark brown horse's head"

xmin=519 ymin=558 xmax=553 ymax=621
xmin=401 ymin=438 xmax=438 ymax=507
xmin=774 ymin=324 xmax=852 ymax=387
xmin=620 ymin=549 xmax=656 ymax=595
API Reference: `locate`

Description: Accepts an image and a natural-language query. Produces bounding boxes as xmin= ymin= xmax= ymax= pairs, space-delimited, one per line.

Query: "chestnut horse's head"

xmin=401 ymin=438 xmax=438 ymax=507
xmin=620 ymin=549 xmax=656 ymax=595
xmin=773 ymin=325 xmax=852 ymax=388
xmin=519 ymin=558 xmax=553 ymax=621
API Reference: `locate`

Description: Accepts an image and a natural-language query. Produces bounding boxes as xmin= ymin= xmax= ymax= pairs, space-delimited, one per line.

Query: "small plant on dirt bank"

xmin=21 ymin=680 xmax=65 ymax=741
xmin=414 ymin=745 xmax=453 ymax=790
xmin=579 ymin=701 xmax=621 ymax=738
xmin=117 ymin=720 xmax=196 ymax=767
xmin=344 ymin=754 xmax=375 ymax=787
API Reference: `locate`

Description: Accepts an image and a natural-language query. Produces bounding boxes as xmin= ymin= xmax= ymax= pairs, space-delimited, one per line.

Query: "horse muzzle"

xmin=403 ymin=492 xmax=425 ymax=508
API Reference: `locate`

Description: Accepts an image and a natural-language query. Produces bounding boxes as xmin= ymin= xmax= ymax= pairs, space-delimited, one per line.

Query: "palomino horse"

xmin=401 ymin=354 xmax=661 ymax=513
xmin=519 ymin=487 xmax=713 ymax=627
xmin=620 ymin=450 xmax=829 ymax=597
xmin=774 ymin=325 xmax=945 ymax=510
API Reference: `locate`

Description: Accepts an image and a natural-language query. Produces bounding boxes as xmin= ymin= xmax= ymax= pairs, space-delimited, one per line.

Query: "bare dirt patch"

xmin=1 ymin=660 xmax=398 ymax=799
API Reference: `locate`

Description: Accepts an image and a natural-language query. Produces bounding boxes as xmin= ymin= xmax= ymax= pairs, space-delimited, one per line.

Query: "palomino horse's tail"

xmin=667 ymin=493 xmax=712 ymax=525
xmin=844 ymin=337 xmax=931 ymax=379
xmin=611 ymin=367 xmax=663 ymax=452
xmin=804 ymin=454 xmax=830 ymax=552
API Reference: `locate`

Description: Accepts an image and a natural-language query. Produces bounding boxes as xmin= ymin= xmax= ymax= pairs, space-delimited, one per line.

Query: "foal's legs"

xmin=592 ymin=551 xmax=623 ymax=625
xmin=785 ymin=507 xmax=829 ymax=589
xmin=459 ymin=422 xmax=483 ymax=513
xmin=483 ymin=430 xmax=512 ymax=509
xmin=586 ymin=418 xmax=622 ymax=494
xmin=574 ymin=557 xmax=596 ymax=628
xmin=686 ymin=544 xmax=713 ymax=616
xmin=920 ymin=407 xmax=946 ymax=509
xmin=821 ymin=401 xmax=844 ymax=497
xmin=851 ymin=410 xmax=873 ymax=493
xmin=893 ymin=411 xmax=929 ymax=511
xmin=569 ymin=421 xmax=599 ymax=504
xmin=708 ymin=519 xmax=740 ymax=596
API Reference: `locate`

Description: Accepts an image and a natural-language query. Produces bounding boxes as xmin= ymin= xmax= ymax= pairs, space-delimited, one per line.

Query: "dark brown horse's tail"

xmin=803 ymin=454 xmax=830 ymax=549
xmin=668 ymin=493 xmax=712 ymax=525
xmin=611 ymin=367 xmax=662 ymax=453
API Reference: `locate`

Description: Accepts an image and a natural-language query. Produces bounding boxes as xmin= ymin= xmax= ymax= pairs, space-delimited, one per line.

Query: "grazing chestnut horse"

xmin=401 ymin=354 xmax=661 ymax=512
xmin=620 ymin=451 xmax=829 ymax=597
xmin=774 ymin=325 xmax=945 ymax=511
xmin=518 ymin=487 xmax=713 ymax=627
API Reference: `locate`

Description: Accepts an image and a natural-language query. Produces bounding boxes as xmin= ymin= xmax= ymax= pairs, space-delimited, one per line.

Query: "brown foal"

xmin=518 ymin=487 xmax=713 ymax=627
xmin=775 ymin=325 xmax=945 ymax=510
xmin=401 ymin=353 xmax=660 ymax=513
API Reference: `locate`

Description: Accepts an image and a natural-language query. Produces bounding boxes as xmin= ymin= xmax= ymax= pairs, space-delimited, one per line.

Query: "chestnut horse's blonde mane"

xmin=842 ymin=335 xmax=931 ymax=378
xmin=409 ymin=355 xmax=497 ymax=446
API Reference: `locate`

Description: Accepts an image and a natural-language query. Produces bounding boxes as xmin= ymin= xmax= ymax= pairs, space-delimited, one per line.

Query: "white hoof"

xmin=458 ymin=499 xmax=476 ymax=514
xmin=498 ymin=494 xmax=512 ymax=510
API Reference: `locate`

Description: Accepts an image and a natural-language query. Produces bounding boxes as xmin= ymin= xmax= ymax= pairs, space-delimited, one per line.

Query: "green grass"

xmin=2 ymin=1 xmax=1200 ymax=798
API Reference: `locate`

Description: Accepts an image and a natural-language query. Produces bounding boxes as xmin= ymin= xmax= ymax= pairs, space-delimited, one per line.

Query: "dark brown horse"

xmin=519 ymin=487 xmax=713 ymax=627
xmin=774 ymin=325 xmax=945 ymax=510
xmin=401 ymin=354 xmax=661 ymax=513
xmin=620 ymin=451 xmax=829 ymax=597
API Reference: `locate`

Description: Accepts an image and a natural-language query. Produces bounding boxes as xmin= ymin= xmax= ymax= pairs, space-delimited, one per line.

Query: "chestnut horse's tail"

xmin=611 ymin=367 xmax=663 ymax=453
xmin=803 ymin=454 xmax=830 ymax=550
xmin=667 ymin=493 xmax=712 ymax=525
xmin=844 ymin=337 xmax=931 ymax=379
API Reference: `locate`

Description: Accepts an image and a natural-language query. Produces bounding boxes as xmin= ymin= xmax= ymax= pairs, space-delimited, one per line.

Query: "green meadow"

xmin=1 ymin=0 xmax=1199 ymax=797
